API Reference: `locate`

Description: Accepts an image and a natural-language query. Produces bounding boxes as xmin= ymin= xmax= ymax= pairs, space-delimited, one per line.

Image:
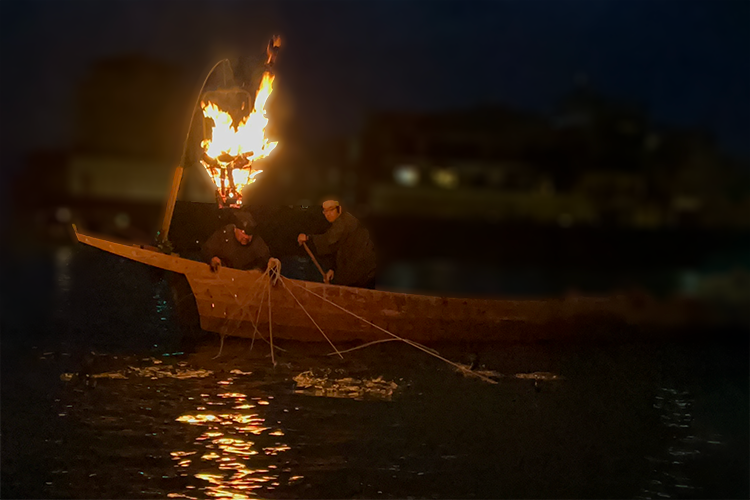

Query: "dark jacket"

xmin=312 ymin=211 xmax=376 ymax=287
xmin=201 ymin=224 xmax=271 ymax=271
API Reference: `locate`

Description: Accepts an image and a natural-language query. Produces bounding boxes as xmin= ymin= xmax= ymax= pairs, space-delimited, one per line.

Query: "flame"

xmin=200 ymin=72 xmax=278 ymax=206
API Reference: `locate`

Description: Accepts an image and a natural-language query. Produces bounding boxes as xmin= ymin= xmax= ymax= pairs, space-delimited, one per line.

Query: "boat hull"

xmin=73 ymin=228 xmax=733 ymax=343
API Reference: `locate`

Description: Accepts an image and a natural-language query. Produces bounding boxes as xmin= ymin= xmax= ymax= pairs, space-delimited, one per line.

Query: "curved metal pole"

xmin=177 ymin=58 xmax=231 ymax=169
xmin=156 ymin=58 xmax=231 ymax=247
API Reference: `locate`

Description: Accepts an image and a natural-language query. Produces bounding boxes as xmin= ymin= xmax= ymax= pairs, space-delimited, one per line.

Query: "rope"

xmin=209 ymin=267 xmax=266 ymax=359
xmin=284 ymin=278 xmax=498 ymax=384
xmin=212 ymin=334 xmax=226 ymax=359
xmin=326 ymin=338 xmax=439 ymax=356
xmin=221 ymin=270 xmax=268 ymax=338
xmin=205 ymin=261 xmax=492 ymax=384
xmin=249 ymin=275 xmax=267 ymax=353
xmin=267 ymin=274 xmax=275 ymax=366
xmin=327 ymin=338 xmax=397 ymax=355
xmin=244 ymin=274 xmax=287 ymax=353
xmin=213 ymin=267 xmax=286 ymax=357
xmin=267 ymin=257 xmax=282 ymax=285
xmin=279 ymin=278 xmax=343 ymax=358
xmin=220 ymin=272 xmax=267 ymax=341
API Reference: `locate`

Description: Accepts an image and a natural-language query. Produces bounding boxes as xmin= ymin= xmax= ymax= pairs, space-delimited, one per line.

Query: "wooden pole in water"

xmin=156 ymin=166 xmax=184 ymax=248
xmin=302 ymin=242 xmax=329 ymax=283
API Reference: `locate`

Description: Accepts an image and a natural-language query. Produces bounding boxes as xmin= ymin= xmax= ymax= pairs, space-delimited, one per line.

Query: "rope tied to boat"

xmin=213 ymin=263 xmax=286 ymax=358
xmin=282 ymin=277 xmax=498 ymax=385
xmin=266 ymin=257 xmax=282 ymax=286
xmin=214 ymin=261 xmax=495 ymax=384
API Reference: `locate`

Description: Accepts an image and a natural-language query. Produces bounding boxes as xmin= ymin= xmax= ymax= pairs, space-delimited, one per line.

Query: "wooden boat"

xmin=73 ymin=226 xmax=731 ymax=344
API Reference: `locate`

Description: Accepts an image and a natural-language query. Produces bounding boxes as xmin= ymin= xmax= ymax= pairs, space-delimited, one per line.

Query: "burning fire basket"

xmin=199 ymin=36 xmax=281 ymax=208
xmin=156 ymin=36 xmax=281 ymax=251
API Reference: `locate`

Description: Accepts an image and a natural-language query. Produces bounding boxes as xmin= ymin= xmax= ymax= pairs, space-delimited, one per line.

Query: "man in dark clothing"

xmin=202 ymin=212 xmax=271 ymax=272
xmin=297 ymin=200 xmax=377 ymax=288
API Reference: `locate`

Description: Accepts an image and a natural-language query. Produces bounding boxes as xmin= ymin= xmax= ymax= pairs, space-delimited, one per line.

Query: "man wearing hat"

xmin=297 ymin=199 xmax=377 ymax=288
xmin=202 ymin=212 xmax=271 ymax=272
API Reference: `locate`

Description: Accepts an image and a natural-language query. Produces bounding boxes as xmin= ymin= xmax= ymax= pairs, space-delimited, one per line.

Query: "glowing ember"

xmin=200 ymin=71 xmax=278 ymax=207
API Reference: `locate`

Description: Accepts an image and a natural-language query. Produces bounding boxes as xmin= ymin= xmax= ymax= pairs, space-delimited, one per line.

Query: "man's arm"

xmin=201 ymin=231 xmax=226 ymax=272
xmin=201 ymin=230 xmax=222 ymax=263
xmin=311 ymin=217 xmax=348 ymax=255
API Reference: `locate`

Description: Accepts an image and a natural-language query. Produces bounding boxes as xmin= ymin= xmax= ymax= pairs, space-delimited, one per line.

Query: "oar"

xmin=302 ymin=241 xmax=330 ymax=284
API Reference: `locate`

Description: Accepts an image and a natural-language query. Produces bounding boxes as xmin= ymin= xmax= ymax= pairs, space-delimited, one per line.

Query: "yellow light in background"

xmin=431 ymin=168 xmax=459 ymax=189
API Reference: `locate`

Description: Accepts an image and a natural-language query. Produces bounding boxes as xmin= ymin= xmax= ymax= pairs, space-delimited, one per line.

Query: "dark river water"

xmin=1 ymin=246 xmax=748 ymax=499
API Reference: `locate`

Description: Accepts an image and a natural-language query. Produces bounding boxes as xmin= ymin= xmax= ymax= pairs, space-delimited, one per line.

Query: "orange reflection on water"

xmin=171 ymin=451 xmax=197 ymax=458
xmin=236 ymin=425 xmax=270 ymax=435
xmin=172 ymin=388 xmax=298 ymax=498
xmin=218 ymin=393 xmax=247 ymax=399
xmin=263 ymin=445 xmax=291 ymax=456
xmin=177 ymin=414 xmax=220 ymax=424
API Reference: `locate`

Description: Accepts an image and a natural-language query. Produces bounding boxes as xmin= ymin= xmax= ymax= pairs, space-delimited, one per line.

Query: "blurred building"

xmin=352 ymin=83 xmax=749 ymax=229
xmin=12 ymin=65 xmax=749 ymax=250
xmin=12 ymin=55 xmax=204 ymax=244
xmin=357 ymin=105 xmax=570 ymax=223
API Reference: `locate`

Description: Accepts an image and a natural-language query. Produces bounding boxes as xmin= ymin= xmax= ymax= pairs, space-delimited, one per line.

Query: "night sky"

xmin=1 ymin=0 xmax=748 ymax=174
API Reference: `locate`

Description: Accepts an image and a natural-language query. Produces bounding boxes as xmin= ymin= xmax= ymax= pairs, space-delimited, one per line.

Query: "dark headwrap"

xmin=233 ymin=212 xmax=257 ymax=235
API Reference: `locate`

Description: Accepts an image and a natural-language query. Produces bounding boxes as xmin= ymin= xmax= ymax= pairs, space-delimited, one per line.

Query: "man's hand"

xmin=209 ymin=256 xmax=222 ymax=272
xmin=297 ymin=233 xmax=308 ymax=245
xmin=324 ymin=269 xmax=334 ymax=284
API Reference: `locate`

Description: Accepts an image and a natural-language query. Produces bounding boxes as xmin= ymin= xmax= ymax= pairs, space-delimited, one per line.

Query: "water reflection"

xmin=637 ymin=386 xmax=719 ymax=499
xmin=12 ymin=246 xmax=744 ymax=500
xmin=60 ymin=361 xmax=212 ymax=382
xmin=53 ymin=246 xmax=74 ymax=326
xmin=54 ymin=246 xmax=73 ymax=294
xmin=173 ymin=381 xmax=295 ymax=498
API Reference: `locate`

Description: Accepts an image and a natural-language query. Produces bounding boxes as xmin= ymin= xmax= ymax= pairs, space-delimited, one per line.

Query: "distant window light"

xmin=394 ymin=165 xmax=420 ymax=187
xmin=431 ymin=168 xmax=459 ymax=189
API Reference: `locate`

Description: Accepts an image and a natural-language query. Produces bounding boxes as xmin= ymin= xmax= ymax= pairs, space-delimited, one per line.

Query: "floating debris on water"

xmin=451 ymin=368 xmax=564 ymax=383
xmin=514 ymin=372 xmax=564 ymax=381
xmin=130 ymin=365 xmax=214 ymax=379
xmin=230 ymin=369 xmax=252 ymax=376
xmin=293 ymin=370 xmax=398 ymax=401
xmin=92 ymin=372 xmax=128 ymax=379
xmin=60 ymin=364 xmax=213 ymax=382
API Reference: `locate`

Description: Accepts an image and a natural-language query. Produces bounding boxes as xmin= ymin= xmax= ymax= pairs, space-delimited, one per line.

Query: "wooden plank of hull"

xmin=73 ymin=228 xmax=724 ymax=342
